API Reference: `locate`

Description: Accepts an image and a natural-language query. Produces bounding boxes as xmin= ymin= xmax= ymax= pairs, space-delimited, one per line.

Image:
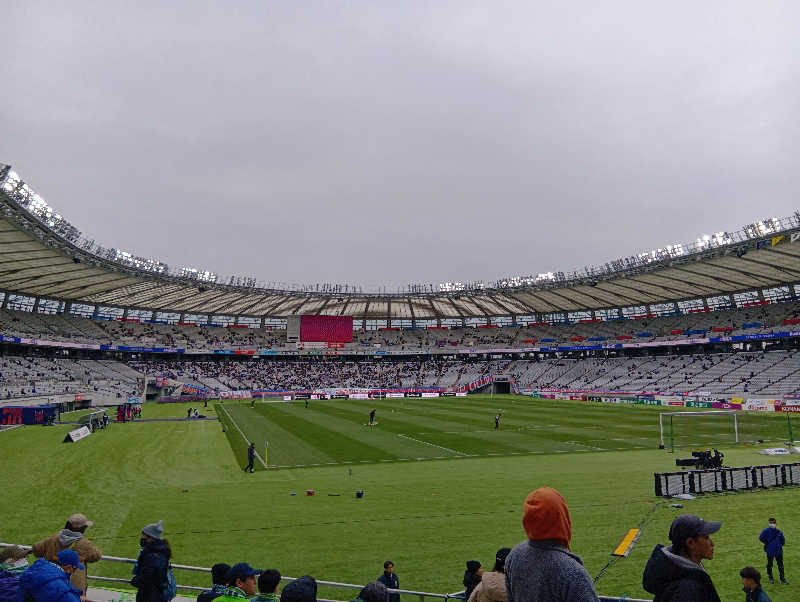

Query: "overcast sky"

xmin=1 ymin=2 xmax=798 ymax=291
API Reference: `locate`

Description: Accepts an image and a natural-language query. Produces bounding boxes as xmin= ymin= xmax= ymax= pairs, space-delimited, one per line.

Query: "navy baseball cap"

xmin=227 ymin=562 xmax=260 ymax=584
xmin=57 ymin=549 xmax=85 ymax=570
xmin=669 ymin=514 xmax=722 ymax=545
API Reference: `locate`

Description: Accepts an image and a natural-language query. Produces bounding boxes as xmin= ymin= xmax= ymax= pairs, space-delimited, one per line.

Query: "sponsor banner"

xmin=349 ymin=393 xmax=369 ymax=399
xmin=456 ymin=392 xmax=467 ymax=397
xmin=386 ymin=393 xmax=405 ymax=398
xmin=1 ymin=405 xmax=56 ymax=425
xmin=668 ymin=401 xmax=686 ymax=407
xmin=421 ymin=392 xmax=440 ymax=398
xmin=711 ymin=402 xmax=743 ymax=410
xmin=65 ymin=426 xmax=92 ymax=442
xmin=283 ymin=395 xmax=292 ymax=401
xmin=441 ymin=392 xmax=456 ymax=397
xmin=776 ymin=403 xmax=800 ymax=413
xmin=74 ymin=394 xmax=85 ymax=402
xmin=218 ymin=391 xmax=252 ymax=399
xmin=686 ymin=401 xmax=713 ymax=408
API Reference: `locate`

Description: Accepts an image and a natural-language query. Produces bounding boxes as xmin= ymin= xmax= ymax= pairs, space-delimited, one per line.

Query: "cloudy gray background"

xmin=1 ymin=1 xmax=798 ymax=290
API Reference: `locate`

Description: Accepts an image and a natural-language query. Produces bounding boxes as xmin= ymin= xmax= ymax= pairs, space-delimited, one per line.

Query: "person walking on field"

xmin=369 ymin=409 xmax=377 ymax=425
xmin=759 ymin=518 xmax=787 ymax=585
xmin=494 ymin=413 xmax=502 ymax=430
xmin=245 ymin=442 xmax=256 ymax=473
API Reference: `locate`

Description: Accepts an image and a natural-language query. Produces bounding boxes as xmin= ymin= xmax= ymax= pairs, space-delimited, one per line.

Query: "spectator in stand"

xmin=131 ymin=520 xmax=172 ymax=602
xmin=281 ymin=575 xmax=317 ymax=602
xmin=353 ymin=581 xmax=387 ymax=602
xmin=17 ymin=549 xmax=84 ymax=602
xmin=216 ymin=562 xmax=260 ymax=600
xmin=469 ymin=548 xmax=510 ymax=602
xmin=505 ymin=487 xmax=599 ymax=602
xmin=253 ymin=568 xmax=282 ymax=602
xmin=198 ymin=563 xmax=231 ymax=602
xmin=31 ymin=512 xmax=102 ymax=596
xmin=377 ymin=561 xmax=400 ymax=602
xmin=759 ymin=518 xmax=787 ymax=585
xmin=462 ymin=560 xmax=483 ymax=601
xmin=740 ymin=566 xmax=770 ymax=602
xmin=642 ymin=513 xmax=721 ymax=602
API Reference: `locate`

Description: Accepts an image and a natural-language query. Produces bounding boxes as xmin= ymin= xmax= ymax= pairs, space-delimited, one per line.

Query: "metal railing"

xmin=1 ymin=543 xmax=650 ymax=602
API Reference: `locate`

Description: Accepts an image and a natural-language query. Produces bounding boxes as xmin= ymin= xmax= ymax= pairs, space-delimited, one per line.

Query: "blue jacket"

xmin=759 ymin=527 xmax=785 ymax=556
xmin=743 ymin=585 xmax=771 ymax=602
xmin=15 ymin=558 xmax=81 ymax=602
xmin=131 ymin=539 xmax=170 ymax=601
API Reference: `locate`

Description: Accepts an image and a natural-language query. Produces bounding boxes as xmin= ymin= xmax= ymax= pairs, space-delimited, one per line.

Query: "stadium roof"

xmin=2 ymin=163 xmax=800 ymax=321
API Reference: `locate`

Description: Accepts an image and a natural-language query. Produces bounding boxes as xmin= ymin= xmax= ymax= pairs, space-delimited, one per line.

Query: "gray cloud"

xmin=1 ymin=1 xmax=798 ymax=290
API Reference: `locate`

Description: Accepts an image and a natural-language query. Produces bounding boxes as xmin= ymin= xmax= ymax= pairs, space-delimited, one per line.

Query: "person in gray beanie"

xmin=131 ymin=520 xmax=172 ymax=602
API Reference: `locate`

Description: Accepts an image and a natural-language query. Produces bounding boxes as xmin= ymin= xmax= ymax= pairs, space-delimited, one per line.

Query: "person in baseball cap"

xmin=57 ymin=549 xmax=85 ymax=573
xmin=643 ymin=514 xmax=722 ymax=602
xmin=216 ymin=562 xmax=261 ymax=599
xmin=31 ymin=512 xmax=101 ymax=596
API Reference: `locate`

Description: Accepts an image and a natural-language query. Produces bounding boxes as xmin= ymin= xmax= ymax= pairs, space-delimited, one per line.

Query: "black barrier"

xmin=0 ymin=405 xmax=56 ymax=426
xmin=655 ymin=463 xmax=800 ymax=496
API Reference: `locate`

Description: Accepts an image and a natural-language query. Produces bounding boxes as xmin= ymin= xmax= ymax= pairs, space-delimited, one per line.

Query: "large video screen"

xmin=300 ymin=315 xmax=354 ymax=343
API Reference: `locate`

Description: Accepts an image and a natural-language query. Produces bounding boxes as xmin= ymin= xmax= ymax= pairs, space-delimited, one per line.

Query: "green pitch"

xmin=1 ymin=395 xmax=797 ymax=601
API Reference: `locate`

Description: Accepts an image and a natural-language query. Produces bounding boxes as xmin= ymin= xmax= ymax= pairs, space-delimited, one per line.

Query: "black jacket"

xmin=131 ymin=539 xmax=170 ymax=602
xmin=642 ymin=544 xmax=720 ymax=602
xmin=378 ymin=571 xmax=400 ymax=602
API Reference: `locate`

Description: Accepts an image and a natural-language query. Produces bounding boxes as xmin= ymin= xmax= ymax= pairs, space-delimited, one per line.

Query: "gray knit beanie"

xmin=142 ymin=520 xmax=164 ymax=540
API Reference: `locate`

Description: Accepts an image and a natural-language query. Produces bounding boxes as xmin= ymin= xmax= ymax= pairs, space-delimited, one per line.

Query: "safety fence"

xmin=1 ymin=543 xmax=649 ymax=602
xmin=655 ymin=462 xmax=800 ymax=496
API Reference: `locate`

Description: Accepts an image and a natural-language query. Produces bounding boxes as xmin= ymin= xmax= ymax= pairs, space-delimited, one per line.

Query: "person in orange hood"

xmin=505 ymin=487 xmax=599 ymax=602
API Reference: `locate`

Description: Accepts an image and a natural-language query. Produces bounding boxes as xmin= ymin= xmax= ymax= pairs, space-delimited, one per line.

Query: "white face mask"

xmin=769 ymin=524 xmax=777 ymax=529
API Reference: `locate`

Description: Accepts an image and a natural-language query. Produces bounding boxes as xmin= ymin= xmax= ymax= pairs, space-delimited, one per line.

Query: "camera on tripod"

xmin=675 ymin=449 xmax=724 ymax=469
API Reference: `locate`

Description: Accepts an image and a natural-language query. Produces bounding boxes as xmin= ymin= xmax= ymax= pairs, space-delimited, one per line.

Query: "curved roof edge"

xmin=3 ymin=163 xmax=800 ymax=319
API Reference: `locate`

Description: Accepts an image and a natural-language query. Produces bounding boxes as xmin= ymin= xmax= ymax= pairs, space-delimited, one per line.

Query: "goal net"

xmin=660 ymin=410 xmax=794 ymax=452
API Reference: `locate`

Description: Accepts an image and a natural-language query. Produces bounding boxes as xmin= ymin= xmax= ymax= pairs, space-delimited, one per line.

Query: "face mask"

xmin=770 ymin=524 xmax=777 ymax=529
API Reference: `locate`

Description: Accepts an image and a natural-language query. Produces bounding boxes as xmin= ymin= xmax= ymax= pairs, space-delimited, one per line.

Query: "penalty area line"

xmin=397 ymin=433 xmax=467 ymax=456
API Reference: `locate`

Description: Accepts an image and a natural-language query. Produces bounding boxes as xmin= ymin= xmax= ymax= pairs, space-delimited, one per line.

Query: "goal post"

xmin=659 ymin=411 xmax=739 ymax=452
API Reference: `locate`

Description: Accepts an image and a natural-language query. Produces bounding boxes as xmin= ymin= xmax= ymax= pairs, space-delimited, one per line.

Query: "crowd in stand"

xmin=3 ymin=302 xmax=800 ymax=354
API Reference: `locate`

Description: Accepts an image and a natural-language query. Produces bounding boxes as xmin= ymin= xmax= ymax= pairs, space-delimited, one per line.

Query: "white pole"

xmin=734 ymin=413 xmax=739 ymax=443
xmin=659 ymin=413 xmax=665 ymax=448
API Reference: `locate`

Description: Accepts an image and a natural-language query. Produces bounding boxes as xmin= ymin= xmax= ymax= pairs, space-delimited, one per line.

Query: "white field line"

xmin=220 ymin=404 xmax=267 ymax=468
xmin=0 ymin=424 xmax=24 ymax=434
xmin=397 ymin=433 xmax=467 ymax=456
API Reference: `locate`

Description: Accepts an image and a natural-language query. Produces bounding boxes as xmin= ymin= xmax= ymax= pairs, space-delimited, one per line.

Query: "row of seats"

xmin=2 ymin=302 xmax=799 ymax=352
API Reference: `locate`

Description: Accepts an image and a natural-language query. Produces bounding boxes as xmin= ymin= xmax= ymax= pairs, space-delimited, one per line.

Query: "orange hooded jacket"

xmin=521 ymin=487 xmax=572 ymax=550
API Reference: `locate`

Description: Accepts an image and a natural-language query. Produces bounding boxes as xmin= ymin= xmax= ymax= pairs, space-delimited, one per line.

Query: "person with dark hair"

xmin=197 ymin=563 xmax=231 ymax=602
xmin=494 ymin=413 xmax=502 ymax=430
xmin=253 ymin=569 xmax=282 ymax=602
xmin=215 ymin=562 xmax=260 ymax=600
xmin=353 ymin=581 xmax=387 ymax=602
xmin=16 ymin=549 xmax=84 ymax=602
xmin=759 ymin=518 xmax=787 ymax=585
xmin=506 ymin=488 xmax=598 ymax=602
xmin=462 ymin=561 xmax=483 ymax=601
xmin=31 ymin=512 xmax=102 ymax=596
xmin=131 ymin=520 xmax=172 ymax=602
xmin=377 ymin=561 xmax=400 ymax=602
xmin=245 ymin=443 xmax=256 ymax=473
xmin=281 ymin=575 xmax=317 ymax=602
xmin=369 ymin=409 xmax=377 ymax=425
xmin=740 ymin=566 xmax=770 ymax=602
xmin=468 ymin=549 xmax=511 ymax=602
xmin=642 ymin=513 xmax=721 ymax=602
